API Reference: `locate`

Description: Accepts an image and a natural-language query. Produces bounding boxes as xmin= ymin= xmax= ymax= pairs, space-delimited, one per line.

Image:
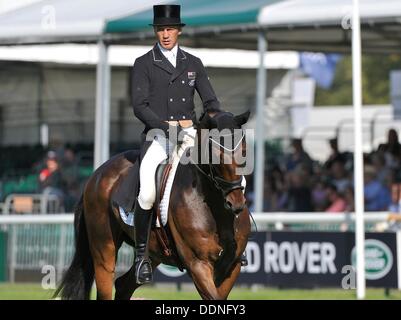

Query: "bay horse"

xmin=54 ymin=110 xmax=251 ymax=300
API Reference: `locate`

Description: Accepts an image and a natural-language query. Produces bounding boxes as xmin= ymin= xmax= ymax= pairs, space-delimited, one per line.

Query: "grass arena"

xmin=1 ymin=284 xmax=401 ymax=300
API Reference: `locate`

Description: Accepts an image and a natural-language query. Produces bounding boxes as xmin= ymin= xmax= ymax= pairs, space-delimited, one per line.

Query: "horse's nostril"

xmin=224 ymin=201 xmax=233 ymax=210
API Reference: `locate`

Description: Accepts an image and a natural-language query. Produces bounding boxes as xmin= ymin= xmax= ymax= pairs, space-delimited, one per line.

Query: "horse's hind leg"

xmin=90 ymin=239 xmax=117 ymax=300
xmin=85 ymin=206 xmax=119 ymax=300
xmin=115 ymin=259 xmax=160 ymax=300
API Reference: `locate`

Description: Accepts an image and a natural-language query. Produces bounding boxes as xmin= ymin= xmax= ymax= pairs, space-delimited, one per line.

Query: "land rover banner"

xmin=152 ymin=231 xmax=401 ymax=288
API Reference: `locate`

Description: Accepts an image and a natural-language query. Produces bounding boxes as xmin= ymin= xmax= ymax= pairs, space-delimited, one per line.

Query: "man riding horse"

xmin=131 ymin=4 xmax=247 ymax=285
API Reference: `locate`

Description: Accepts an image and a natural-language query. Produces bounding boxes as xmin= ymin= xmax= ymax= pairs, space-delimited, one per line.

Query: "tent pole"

xmin=352 ymin=0 xmax=366 ymax=300
xmin=254 ymin=31 xmax=267 ymax=213
xmin=94 ymin=39 xmax=111 ymax=170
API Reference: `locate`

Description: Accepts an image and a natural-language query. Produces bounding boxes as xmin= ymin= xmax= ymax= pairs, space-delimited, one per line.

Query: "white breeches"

xmin=138 ymin=127 xmax=196 ymax=210
xmin=137 ymin=126 xmax=246 ymax=210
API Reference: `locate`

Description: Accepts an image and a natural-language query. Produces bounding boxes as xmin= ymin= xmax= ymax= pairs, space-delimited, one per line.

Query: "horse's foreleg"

xmin=215 ymin=262 xmax=241 ymax=299
xmin=115 ymin=259 xmax=160 ymax=300
xmin=188 ymin=260 xmax=223 ymax=300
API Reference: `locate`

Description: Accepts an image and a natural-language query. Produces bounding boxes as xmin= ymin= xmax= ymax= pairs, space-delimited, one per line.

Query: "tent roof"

xmin=0 ymin=0 xmax=279 ymax=47
xmin=105 ymin=0 xmax=273 ymax=33
xmin=0 ymin=0 xmax=166 ymax=45
xmin=257 ymin=0 xmax=401 ymax=53
xmin=0 ymin=0 xmax=400 ymax=53
xmin=259 ymin=0 xmax=401 ymax=26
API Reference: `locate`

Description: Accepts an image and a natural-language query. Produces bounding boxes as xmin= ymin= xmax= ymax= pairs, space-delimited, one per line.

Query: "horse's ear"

xmin=234 ymin=110 xmax=251 ymax=127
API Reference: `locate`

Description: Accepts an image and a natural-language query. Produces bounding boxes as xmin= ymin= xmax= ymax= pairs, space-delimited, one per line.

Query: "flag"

xmin=300 ymin=52 xmax=342 ymax=89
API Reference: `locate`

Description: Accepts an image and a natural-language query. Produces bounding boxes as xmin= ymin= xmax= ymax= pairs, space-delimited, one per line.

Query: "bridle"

xmin=184 ymin=129 xmax=245 ymax=201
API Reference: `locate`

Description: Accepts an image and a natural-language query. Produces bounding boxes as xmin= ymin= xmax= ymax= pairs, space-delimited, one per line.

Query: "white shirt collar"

xmin=157 ymin=42 xmax=178 ymax=58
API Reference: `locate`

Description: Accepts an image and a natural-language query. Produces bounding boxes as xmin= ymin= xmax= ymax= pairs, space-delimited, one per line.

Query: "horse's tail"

xmin=53 ymin=195 xmax=94 ymax=300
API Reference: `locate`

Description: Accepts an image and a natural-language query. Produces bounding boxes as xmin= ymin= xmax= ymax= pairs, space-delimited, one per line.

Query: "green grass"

xmin=0 ymin=283 xmax=400 ymax=300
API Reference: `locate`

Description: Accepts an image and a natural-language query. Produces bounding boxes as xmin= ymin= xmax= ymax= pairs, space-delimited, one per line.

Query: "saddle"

xmin=111 ymin=150 xmax=181 ymax=265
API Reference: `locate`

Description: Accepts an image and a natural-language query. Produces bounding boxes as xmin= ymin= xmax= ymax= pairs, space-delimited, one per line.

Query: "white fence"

xmin=2 ymin=193 xmax=64 ymax=215
xmin=0 ymin=212 xmax=394 ymax=282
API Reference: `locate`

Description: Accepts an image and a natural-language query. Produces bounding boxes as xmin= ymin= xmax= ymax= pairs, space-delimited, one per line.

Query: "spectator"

xmin=311 ymin=179 xmax=328 ymax=211
xmin=60 ymin=146 xmax=80 ymax=211
xmin=325 ymin=184 xmax=347 ymax=213
xmin=283 ymin=169 xmax=313 ymax=212
xmin=343 ymin=186 xmax=355 ymax=212
xmin=378 ymin=128 xmax=401 ymax=169
xmin=38 ymin=151 xmax=65 ymax=207
xmin=324 ymin=138 xmax=347 ymax=170
xmin=370 ymin=152 xmax=392 ymax=188
xmin=388 ymin=182 xmax=401 ymax=213
xmin=329 ymin=159 xmax=351 ymax=194
xmin=285 ymin=138 xmax=314 ymax=174
xmin=364 ymin=165 xmax=391 ymax=211
xmin=386 ymin=182 xmax=401 ymax=231
xmin=265 ymin=165 xmax=285 ymax=211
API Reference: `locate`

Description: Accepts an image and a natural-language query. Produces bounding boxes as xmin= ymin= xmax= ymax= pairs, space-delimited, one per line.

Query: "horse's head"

xmin=196 ymin=110 xmax=250 ymax=215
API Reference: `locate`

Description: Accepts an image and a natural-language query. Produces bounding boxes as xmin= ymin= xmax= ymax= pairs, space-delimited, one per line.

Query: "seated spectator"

xmin=377 ymin=128 xmax=401 ymax=170
xmin=388 ymin=182 xmax=401 ymax=213
xmin=386 ymin=181 xmax=401 ymax=231
xmin=282 ymin=169 xmax=313 ymax=212
xmin=329 ymin=159 xmax=351 ymax=194
xmin=370 ymin=152 xmax=392 ymax=188
xmin=265 ymin=165 xmax=285 ymax=212
xmin=343 ymin=186 xmax=355 ymax=212
xmin=38 ymin=151 xmax=65 ymax=207
xmin=60 ymin=146 xmax=80 ymax=211
xmin=364 ymin=165 xmax=391 ymax=211
xmin=325 ymin=184 xmax=347 ymax=213
xmin=285 ymin=138 xmax=313 ymax=174
xmin=324 ymin=138 xmax=347 ymax=170
xmin=311 ymin=179 xmax=328 ymax=211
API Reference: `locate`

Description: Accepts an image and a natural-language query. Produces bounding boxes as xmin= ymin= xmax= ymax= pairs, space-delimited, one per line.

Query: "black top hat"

xmin=150 ymin=5 xmax=186 ymax=27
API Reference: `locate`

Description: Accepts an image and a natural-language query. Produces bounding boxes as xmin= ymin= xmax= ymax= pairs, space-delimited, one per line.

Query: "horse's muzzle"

xmin=224 ymin=199 xmax=246 ymax=215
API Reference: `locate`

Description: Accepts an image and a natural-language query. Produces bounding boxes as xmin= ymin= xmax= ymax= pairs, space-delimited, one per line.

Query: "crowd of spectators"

xmin=246 ymin=128 xmax=401 ymax=214
xmin=16 ymin=128 xmax=401 ymax=215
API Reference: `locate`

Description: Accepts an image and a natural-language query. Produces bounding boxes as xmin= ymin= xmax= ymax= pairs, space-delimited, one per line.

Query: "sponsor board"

xmin=153 ymin=231 xmax=399 ymax=288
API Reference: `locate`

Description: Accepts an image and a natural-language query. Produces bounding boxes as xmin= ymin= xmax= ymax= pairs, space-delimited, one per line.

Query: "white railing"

xmin=0 ymin=211 xmax=396 ymax=283
xmin=251 ymin=212 xmax=390 ymax=224
xmin=0 ymin=214 xmax=134 ymax=283
xmin=0 ymin=211 xmax=391 ymax=225
xmin=3 ymin=193 xmax=64 ymax=215
xmin=0 ymin=214 xmax=73 ymax=224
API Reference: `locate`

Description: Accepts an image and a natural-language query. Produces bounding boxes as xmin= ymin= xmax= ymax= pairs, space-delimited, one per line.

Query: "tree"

xmin=315 ymin=54 xmax=401 ymax=106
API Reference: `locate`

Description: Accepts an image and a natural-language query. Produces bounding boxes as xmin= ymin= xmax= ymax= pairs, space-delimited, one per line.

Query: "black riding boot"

xmin=133 ymin=199 xmax=153 ymax=285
